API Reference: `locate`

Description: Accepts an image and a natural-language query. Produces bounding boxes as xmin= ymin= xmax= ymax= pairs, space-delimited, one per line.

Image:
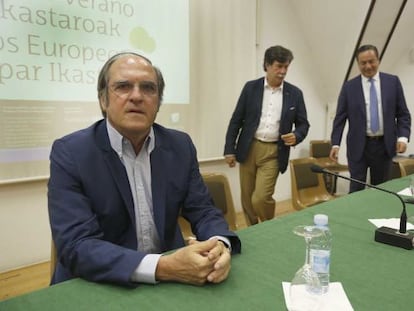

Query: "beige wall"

xmin=0 ymin=179 xmax=50 ymax=271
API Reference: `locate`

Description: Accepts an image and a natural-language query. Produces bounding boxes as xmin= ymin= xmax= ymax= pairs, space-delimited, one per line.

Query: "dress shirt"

xmin=107 ymin=120 xmax=161 ymax=284
xmin=362 ymin=73 xmax=383 ymax=136
xmin=122 ymin=133 xmax=161 ymax=253
xmin=255 ymin=79 xmax=283 ymax=142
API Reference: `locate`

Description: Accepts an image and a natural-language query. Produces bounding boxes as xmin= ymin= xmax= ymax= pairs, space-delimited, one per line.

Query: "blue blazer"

xmin=224 ymin=77 xmax=310 ymax=173
xmin=48 ymin=120 xmax=241 ymax=287
xmin=331 ymin=72 xmax=411 ymax=161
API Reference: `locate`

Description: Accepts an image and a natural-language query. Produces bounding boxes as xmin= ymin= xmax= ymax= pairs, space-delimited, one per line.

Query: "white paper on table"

xmin=397 ymin=187 xmax=413 ymax=196
xmin=282 ymin=282 xmax=354 ymax=311
xmin=369 ymin=218 xmax=414 ymax=230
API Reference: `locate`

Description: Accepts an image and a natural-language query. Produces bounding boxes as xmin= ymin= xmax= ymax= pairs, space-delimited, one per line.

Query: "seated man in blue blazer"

xmin=48 ymin=52 xmax=241 ymax=287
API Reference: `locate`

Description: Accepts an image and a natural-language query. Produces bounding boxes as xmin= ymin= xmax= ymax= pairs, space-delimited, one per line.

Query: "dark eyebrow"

xmin=112 ymin=80 xmax=130 ymax=85
xmin=140 ymin=80 xmax=157 ymax=86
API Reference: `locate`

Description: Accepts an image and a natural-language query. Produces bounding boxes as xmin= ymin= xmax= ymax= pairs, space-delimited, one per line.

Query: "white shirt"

xmin=255 ymin=79 xmax=283 ymax=142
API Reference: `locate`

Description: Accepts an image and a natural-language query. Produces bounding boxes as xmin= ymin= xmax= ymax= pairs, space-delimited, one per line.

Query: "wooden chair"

xmin=179 ymin=172 xmax=238 ymax=239
xmin=50 ymin=240 xmax=57 ymax=282
xmin=390 ymin=161 xmax=402 ymax=179
xmin=398 ymin=158 xmax=414 ymax=176
xmin=309 ymin=140 xmax=348 ymax=194
xmin=290 ymin=157 xmax=336 ymax=210
xmin=202 ymin=172 xmax=238 ymax=230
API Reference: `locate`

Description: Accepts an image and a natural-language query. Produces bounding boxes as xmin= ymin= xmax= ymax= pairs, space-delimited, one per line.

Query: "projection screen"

xmin=0 ymin=0 xmax=189 ymax=181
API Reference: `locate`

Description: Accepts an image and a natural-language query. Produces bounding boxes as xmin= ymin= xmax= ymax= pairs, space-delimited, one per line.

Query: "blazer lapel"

xmin=254 ymin=78 xmax=265 ymax=118
xmin=279 ymin=84 xmax=293 ymax=135
xmin=379 ymin=72 xmax=388 ymax=114
xmin=150 ymin=132 xmax=168 ymax=248
xmin=355 ymin=76 xmax=367 ymax=117
xmin=95 ymin=121 xmax=136 ymax=227
xmin=281 ymin=86 xmax=290 ymax=118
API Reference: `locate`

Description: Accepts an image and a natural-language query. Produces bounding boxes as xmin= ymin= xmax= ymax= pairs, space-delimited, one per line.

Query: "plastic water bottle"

xmin=310 ymin=214 xmax=332 ymax=293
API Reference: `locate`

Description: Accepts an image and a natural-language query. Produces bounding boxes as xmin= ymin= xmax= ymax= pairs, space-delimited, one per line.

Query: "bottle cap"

xmin=314 ymin=214 xmax=328 ymax=226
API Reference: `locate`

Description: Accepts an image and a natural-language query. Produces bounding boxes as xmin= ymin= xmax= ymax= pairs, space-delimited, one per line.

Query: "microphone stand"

xmin=311 ymin=165 xmax=414 ymax=250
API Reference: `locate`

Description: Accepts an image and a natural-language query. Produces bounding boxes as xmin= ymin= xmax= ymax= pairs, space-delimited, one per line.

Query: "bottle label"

xmin=310 ymin=249 xmax=330 ymax=273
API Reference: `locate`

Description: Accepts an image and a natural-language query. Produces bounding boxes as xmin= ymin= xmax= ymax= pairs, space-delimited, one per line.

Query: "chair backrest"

xmin=309 ymin=140 xmax=348 ymax=173
xmin=398 ymin=158 xmax=414 ymax=176
xmin=178 ymin=172 xmax=238 ymax=239
xmin=201 ymin=172 xmax=237 ymax=231
xmin=390 ymin=161 xmax=402 ymax=179
xmin=309 ymin=140 xmax=331 ymax=158
xmin=290 ymin=157 xmax=335 ymax=210
xmin=50 ymin=240 xmax=57 ymax=282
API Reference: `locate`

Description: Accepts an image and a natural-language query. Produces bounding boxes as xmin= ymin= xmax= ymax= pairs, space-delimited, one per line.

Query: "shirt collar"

xmin=362 ymin=72 xmax=379 ymax=83
xmin=106 ymin=119 xmax=155 ymax=158
xmin=264 ymin=78 xmax=283 ymax=91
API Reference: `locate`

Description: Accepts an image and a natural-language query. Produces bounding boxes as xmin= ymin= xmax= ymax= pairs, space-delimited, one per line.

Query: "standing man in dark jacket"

xmin=224 ymin=45 xmax=310 ymax=225
xmin=330 ymin=44 xmax=411 ymax=193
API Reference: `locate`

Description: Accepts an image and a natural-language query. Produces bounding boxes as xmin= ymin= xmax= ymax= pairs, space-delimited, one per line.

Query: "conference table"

xmin=2 ymin=177 xmax=414 ymax=310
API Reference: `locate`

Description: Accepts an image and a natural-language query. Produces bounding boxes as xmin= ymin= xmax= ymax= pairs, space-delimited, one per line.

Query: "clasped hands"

xmin=155 ymin=238 xmax=231 ymax=286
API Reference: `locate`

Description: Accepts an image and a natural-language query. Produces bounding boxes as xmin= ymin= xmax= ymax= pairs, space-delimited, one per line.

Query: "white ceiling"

xmin=381 ymin=0 xmax=414 ymax=69
xmin=288 ymin=0 xmax=413 ymax=103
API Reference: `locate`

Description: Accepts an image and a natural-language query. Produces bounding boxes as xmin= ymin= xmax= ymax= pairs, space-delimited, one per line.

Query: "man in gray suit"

xmin=224 ymin=45 xmax=310 ymax=225
xmin=330 ymin=44 xmax=411 ymax=193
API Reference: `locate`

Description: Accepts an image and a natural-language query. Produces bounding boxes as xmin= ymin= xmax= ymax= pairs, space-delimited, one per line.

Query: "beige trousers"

xmin=239 ymin=139 xmax=279 ymax=225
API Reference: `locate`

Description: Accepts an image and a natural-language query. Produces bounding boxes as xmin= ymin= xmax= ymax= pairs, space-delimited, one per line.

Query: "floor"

xmin=0 ymin=261 xmax=51 ymax=301
xmin=0 ymin=199 xmax=294 ymax=302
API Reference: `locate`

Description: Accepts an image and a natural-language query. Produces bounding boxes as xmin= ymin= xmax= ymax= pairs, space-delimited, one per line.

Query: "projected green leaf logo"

xmin=129 ymin=27 xmax=156 ymax=53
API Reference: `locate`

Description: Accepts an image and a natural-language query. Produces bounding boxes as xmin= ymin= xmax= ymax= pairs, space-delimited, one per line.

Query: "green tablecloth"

xmin=2 ymin=177 xmax=413 ymax=311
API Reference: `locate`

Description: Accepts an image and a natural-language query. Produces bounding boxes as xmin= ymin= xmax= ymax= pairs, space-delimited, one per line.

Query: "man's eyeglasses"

xmin=109 ymin=80 xmax=158 ymax=98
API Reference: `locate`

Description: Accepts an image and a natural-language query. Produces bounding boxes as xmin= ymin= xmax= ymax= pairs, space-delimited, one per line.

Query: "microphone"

xmin=311 ymin=164 xmax=414 ymax=250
